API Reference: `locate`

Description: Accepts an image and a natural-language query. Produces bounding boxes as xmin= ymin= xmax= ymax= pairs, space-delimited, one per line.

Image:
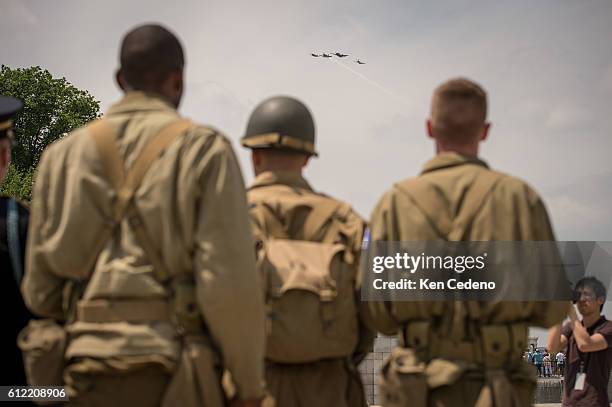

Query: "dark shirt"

xmin=562 ymin=316 xmax=612 ymax=407
xmin=0 ymin=196 xmax=31 ymax=386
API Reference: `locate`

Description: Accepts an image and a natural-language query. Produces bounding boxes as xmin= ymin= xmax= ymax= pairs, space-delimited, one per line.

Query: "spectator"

xmin=543 ymin=353 xmax=552 ymax=377
xmin=556 ymin=351 xmax=565 ymax=376
xmin=548 ymin=276 xmax=612 ymax=406
xmin=533 ymin=348 xmax=544 ymax=377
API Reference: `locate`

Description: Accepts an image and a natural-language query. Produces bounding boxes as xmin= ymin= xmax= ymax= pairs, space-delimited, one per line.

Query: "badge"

xmin=574 ymin=372 xmax=586 ymax=391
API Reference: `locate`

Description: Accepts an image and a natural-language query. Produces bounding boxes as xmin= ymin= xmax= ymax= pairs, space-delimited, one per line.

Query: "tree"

xmin=0 ymin=65 xmax=100 ymax=170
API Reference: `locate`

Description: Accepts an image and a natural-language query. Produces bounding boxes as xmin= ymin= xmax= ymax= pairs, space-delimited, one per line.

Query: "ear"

xmin=116 ymin=69 xmax=127 ymax=91
xmin=426 ymin=119 xmax=434 ymax=139
xmin=301 ymin=155 xmax=311 ymax=168
xmin=480 ymin=122 xmax=491 ymax=142
xmin=166 ymin=70 xmax=184 ymax=108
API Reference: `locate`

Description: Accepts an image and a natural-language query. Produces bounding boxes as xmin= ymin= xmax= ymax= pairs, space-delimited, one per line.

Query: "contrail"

xmin=192 ymin=80 xmax=254 ymax=110
xmin=330 ymin=58 xmax=412 ymax=109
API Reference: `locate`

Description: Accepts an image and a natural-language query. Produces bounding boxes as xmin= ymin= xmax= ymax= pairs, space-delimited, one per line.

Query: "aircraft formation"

xmin=311 ymin=52 xmax=365 ymax=64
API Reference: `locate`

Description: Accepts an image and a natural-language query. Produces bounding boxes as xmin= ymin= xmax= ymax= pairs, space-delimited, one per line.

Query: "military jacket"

xmin=22 ymin=92 xmax=265 ymax=398
xmin=247 ymin=170 xmax=375 ymax=357
xmin=366 ymin=152 xmax=568 ymax=335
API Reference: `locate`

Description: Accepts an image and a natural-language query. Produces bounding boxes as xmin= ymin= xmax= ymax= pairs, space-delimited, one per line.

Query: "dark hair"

xmin=575 ymin=276 xmax=607 ymax=311
xmin=119 ymin=24 xmax=184 ymax=90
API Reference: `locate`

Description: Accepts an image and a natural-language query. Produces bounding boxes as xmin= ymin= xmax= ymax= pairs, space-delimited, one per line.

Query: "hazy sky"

xmin=3 ymin=0 xmax=611 ymax=336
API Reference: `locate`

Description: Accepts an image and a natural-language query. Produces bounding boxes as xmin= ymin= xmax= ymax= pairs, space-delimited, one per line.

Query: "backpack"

xmin=250 ymin=194 xmax=359 ymax=363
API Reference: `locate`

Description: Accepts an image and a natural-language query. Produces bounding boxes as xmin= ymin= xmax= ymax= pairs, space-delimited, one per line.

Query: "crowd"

xmin=524 ymin=348 xmax=566 ymax=377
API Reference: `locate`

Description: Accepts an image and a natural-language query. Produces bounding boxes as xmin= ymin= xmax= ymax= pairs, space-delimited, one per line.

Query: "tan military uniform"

xmin=22 ymin=92 xmax=265 ymax=405
xmin=247 ymin=170 xmax=374 ymax=407
xmin=366 ymin=152 xmax=569 ymax=407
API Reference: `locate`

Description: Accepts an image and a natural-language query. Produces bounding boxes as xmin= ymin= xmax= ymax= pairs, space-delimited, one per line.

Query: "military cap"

xmin=0 ymin=96 xmax=23 ymax=141
xmin=241 ymin=96 xmax=318 ymax=156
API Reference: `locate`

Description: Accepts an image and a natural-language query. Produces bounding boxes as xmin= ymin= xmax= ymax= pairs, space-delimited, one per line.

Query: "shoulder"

xmin=308 ymin=189 xmax=366 ymax=224
xmin=379 ymin=177 xmax=416 ymax=204
xmin=38 ymin=125 xmax=93 ymax=173
xmin=489 ymin=171 xmax=546 ymax=207
xmin=597 ymin=319 xmax=612 ymax=334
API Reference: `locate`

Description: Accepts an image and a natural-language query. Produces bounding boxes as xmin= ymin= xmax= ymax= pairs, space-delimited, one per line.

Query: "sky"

xmin=3 ymin=0 xmax=612 ymax=342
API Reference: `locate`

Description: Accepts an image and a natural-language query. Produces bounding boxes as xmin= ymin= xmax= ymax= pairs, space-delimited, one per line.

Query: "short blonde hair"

xmin=430 ymin=78 xmax=487 ymax=143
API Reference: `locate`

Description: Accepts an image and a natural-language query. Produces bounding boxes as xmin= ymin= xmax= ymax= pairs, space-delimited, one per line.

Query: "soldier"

xmin=365 ymin=78 xmax=568 ymax=406
xmin=0 ymin=96 xmax=33 ymax=389
xmin=21 ymin=24 xmax=265 ymax=407
xmin=241 ymin=96 xmax=375 ymax=407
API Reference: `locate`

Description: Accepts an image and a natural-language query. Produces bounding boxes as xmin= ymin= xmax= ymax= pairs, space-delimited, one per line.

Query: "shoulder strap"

xmin=88 ymin=118 xmax=193 ymax=283
xmin=448 ymin=171 xmax=503 ymax=241
xmin=250 ymin=201 xmax=288 ymax=239
xmin=395 ymin=170 xmax=504 ymax=241
xmin=6 ymin=198 xmax=23 ymax=286
xmin=302 ymin=199 xmax=344 ymax=242
xmin=394 ymin=178 xmax=452 ymax=239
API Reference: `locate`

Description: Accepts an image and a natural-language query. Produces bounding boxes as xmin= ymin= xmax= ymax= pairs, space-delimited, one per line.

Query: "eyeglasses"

xmin=576 ymin=291 xmax=596 ymax=301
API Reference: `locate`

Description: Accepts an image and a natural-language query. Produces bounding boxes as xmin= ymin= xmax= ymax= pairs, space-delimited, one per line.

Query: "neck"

xmin=435 ymin=140 xmax=479 ymax=157
xmin=582 ymin=312 xmax=601 ymax=328
xmin=255 ymin=167 xmax=303 ymax=177
xmin=125 ymin=89 xmax=176 ymax=108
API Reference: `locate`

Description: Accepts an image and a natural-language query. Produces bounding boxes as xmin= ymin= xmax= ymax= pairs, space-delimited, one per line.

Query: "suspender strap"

xmin=6 ymin=198 xmax=23 ymax=286
xmin=448 ymin=171 xmax=504 ymax=241
xmin=394 ymin=178 xmax=452 ymax=240
xmin=302 ymin=200 xmax=343 ymax=242
xmin=88 ymin=118 xmax=193 ymax=283
xmin=395 ymin=170 xmax=503 ymax=241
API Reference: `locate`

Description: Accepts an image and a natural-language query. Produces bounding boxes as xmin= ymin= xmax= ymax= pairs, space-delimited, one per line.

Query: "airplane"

xmin=311 ymin=53 xmax=320 ymax=57
xmin=321 ymin=53 xmax=333 ymax=58
xmin=356 ymin=59 xmax=366 ymax=64
xmin=334 ymin=52 xmax=349 ymax=57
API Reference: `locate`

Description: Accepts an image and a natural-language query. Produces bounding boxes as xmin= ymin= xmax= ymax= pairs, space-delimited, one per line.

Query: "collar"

xmin=250 ymin=171 xmax=313 ymax=191
xmin=106 ymin=91 xmax=177 ymax=116
xmin=584 ymin=315 xmax=608 ymax=333
xmin=421 ymin=152 xmax=489 ymax=175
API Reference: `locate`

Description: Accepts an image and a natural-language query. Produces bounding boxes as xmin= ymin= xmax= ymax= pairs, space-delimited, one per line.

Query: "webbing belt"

xmin=77 ymin=299 xmax=172 ymax=323
xmin=400 ymin=321 xmax=528 ymax=369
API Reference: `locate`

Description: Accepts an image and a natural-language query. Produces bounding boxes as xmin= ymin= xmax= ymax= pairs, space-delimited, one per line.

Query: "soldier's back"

xmin=369 ymin=152 xmax=568 ymax=407
xmin=247 ymin=170 xmax=370 ymax=407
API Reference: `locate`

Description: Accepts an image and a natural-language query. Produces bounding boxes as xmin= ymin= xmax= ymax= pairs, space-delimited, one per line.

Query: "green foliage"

xmin=0 ymin=165 xmax=35 ymax=201
xmin=0 ymin=65 xmax=101 ymax=170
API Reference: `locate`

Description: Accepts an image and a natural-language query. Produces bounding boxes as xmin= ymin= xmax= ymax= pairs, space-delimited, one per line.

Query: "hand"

xmin=568 ymin=305 xmax=578 ymax=322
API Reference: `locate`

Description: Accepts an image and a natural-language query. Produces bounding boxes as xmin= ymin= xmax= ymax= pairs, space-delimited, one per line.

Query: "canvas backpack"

xmin=249 ymin=194 xmax=359 ymax=363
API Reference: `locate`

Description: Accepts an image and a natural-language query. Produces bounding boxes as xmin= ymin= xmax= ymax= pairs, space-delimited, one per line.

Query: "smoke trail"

xmin=330 ymin=58 xmax=412 ymax=109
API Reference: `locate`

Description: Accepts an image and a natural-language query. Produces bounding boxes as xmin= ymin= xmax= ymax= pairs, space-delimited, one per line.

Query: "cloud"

xmin=544 ymin=105 xmax=590 ymax=130
xmin=0 ymin=1 xmax=39 ymax=26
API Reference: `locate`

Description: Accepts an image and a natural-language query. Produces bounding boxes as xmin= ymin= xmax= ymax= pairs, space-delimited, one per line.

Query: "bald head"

xmin=117 ymin=24 xmax=185 ymax=106
xmin=429 ymin=78 xmax=488 ymax=146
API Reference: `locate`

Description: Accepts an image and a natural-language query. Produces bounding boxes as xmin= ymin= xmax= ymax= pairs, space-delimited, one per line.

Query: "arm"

xmin=21 ymin=147 xmax=65 ymax=319
xmin=352 ymin=218 xmax=375 ymax=363
xmin=546 ymin=323 xmax=568 ymax=355
xmin=361 ymin=192 xmax=403 ymax=335
xmin=568 ymin=307 xmax=609 ymax=353
xmin=193 ymin=134 xmax=265 ymax=400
